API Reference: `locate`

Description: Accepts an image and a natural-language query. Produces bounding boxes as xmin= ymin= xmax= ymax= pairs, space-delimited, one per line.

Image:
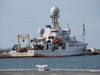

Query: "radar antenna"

xmin=50 ymin=6 xmax=61 ymax=29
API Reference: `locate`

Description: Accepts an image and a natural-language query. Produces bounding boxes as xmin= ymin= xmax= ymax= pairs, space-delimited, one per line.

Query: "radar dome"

xmin=50 ymin=6 xmax=59 ymax=15
xmin=38 ymin=28 xmax=44 ymax=36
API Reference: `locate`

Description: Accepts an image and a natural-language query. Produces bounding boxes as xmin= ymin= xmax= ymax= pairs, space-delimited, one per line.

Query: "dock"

xmin=0 ymin=69 xmax=100 ymax=75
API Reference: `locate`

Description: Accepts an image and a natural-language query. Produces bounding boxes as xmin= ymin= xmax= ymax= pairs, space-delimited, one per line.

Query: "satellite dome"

xmin=50 ymin=6 xmax=60 ymax=15
xmin=38 ymin=28 xmax=44 ymax=36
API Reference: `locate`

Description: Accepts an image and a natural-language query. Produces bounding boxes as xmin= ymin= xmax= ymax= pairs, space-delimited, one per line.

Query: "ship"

xmin=9 ymin=6 xmax=88 ymax=57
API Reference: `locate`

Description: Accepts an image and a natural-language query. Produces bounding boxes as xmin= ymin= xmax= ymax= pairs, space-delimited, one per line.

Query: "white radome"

xmin=50 ymin=6 xmax=60 ymax=15
xmin=38 ymin=28 xmax=44 ymax=35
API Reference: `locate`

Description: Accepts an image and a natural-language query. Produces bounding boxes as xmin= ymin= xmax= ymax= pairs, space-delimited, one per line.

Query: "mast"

xmin=50 ymin=6 xmax=61 ymax=29
xmin=82 ymin=24 xmax=85 ymax=44
xmin=67 ymin=24 xmax=71 ymax=34
xmin=67 ymin=24 xmax=70 ymax=40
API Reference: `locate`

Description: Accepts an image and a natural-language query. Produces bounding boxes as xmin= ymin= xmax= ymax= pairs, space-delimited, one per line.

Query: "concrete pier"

xmin=0 ymin=69 xmax=100 ymax=75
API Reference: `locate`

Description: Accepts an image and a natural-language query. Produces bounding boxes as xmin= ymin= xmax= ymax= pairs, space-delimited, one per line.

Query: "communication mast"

xmin=50 ymin=6 xmax=61 ymax=29
xmin=82 ymin=24 xmax=86 ymax=44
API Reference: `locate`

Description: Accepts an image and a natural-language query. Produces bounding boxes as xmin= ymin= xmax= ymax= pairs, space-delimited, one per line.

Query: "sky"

xmin=0 ymin=0 xmax=100 ymax=49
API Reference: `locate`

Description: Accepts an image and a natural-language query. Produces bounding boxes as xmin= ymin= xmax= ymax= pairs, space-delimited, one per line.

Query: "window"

xmin=47 ymin=40 xmax=51 ymax=43
xmin=62 ymin=47 xmax=65 ymax=49
xmin=48 ymin=36 xmax=52 ymax=39
xmin=54 ymin=47 xmax=58 ymax=49
xmin=48 ymin=36 xmax=54 ymax=39
xmin=51 ymin=31 xmax=59 ymax=33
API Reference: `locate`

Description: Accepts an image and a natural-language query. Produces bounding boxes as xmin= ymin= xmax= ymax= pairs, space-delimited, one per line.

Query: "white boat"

xmin=9 ymin=6 xmax=88 ymax=57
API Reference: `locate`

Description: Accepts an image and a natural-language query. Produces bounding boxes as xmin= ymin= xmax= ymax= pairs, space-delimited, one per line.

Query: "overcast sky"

xmin=0 ymin=0 xmax=100 ymax=49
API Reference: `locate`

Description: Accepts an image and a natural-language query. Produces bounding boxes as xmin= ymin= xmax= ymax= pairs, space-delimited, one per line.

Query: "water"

xmin=0 ymin=55 xmax=100 ymax=69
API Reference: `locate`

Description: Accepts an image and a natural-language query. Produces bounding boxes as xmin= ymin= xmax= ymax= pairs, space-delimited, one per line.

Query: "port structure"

xmin=18 ymin=34 xmax=30 ymax=51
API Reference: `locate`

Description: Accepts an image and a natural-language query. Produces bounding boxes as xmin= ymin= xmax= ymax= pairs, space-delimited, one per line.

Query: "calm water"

xmin=0 ymin=55 xmax=100 ymax=69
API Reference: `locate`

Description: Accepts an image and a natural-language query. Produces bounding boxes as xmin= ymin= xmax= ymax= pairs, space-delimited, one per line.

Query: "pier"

xmin=0 ymin=69 xmax=100 ymax=75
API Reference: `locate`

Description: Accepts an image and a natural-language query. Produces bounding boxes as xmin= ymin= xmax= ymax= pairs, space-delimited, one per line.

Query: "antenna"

xmin=67 ymin=24 xmax=71 ymax=34
xmin=67 ymin=24 xmax=69 ymax=28
xmin=82 ymin=24 xmax=85 ymax=44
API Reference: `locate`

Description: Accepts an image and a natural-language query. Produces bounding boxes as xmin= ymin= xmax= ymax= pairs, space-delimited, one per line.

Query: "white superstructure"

xmin=9 ymin=6 xmax=88 ymax=57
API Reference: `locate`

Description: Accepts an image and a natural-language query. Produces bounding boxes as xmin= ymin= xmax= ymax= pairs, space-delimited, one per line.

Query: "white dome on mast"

xmin=38 ymin=28 xmax=44 ymax=37
xmin=50 ymin=6 xmax=60 ymax=15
